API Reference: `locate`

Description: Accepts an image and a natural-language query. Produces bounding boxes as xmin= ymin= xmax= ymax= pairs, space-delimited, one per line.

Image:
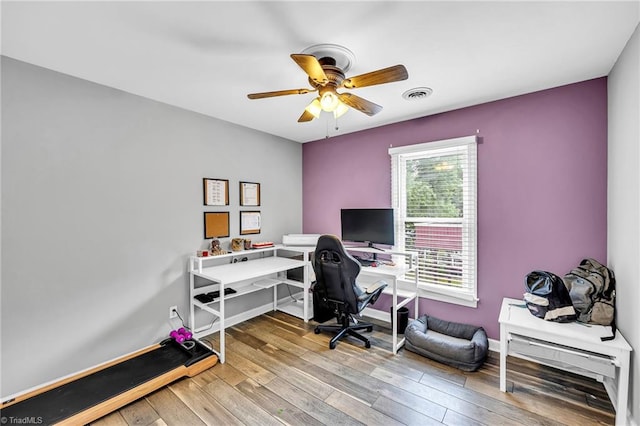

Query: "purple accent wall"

xmin=302 ymin=78 xmax=608 ymax=340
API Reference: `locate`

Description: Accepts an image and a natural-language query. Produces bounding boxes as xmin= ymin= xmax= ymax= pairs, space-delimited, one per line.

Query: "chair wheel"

xmin=314 ymin=327 xmax=320 ymax=334
xmin=365 ymin=341 xmax=371 ymax=348
xmin=366 ymin=326 xmax=373 ymax=332
xmin=330 ymin=342 xmax=336 ymax=349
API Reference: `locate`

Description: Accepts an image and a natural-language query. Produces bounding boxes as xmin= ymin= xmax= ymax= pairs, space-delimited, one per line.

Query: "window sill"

xmin=399 ymin=278 xmax=478 ymax=308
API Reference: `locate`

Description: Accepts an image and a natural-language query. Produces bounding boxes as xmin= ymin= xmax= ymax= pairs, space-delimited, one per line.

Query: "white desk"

xmin=499 ymin=298 xmax=631 ymax=424
xmin=276 ymin=246 xmax=315 ymax=322
xmin=282 ymin=244 xmax=419 ymax=354
xmin=345 ymin=246 xmax=419 ymax=354
xmin=189 ymin=247 xmax=310 ymax=363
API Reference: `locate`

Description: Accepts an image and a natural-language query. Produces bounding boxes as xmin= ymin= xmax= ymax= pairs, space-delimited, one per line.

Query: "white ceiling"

xmin=2 ymin=1 xmax=638 ymax=143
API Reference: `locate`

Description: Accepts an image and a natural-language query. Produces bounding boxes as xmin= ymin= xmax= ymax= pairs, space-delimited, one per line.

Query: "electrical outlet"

xmin=169 ymin=305 xmax=178 ymax=319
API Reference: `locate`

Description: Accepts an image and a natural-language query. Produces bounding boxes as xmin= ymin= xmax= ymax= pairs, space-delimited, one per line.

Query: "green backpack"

xmin=563 ymin=258 xmax=616 ymax=341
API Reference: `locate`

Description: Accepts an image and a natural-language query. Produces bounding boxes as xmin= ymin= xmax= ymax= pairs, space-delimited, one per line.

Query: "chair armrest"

xmin=358 ymin=280 xmax=388 ymax=309
xmin=366 ymin=280 xmax=387 ymax=294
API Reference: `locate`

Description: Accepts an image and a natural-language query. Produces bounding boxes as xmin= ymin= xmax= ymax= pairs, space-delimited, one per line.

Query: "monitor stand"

xmin=367 ymin=242 xmax=386 ymax=260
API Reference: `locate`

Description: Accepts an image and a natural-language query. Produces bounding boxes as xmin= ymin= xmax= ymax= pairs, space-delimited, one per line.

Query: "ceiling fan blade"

xmin=298 ymin=109 xmax=316 ymax=122
xmin=338 ymin=93 xmax=383 ymax=116
xmin=341 ymin=65 xmax=408 ymax=89
xmin=290 ymin=54 xmax=329 ymax=85
xmin=247 ymin=88 xmax=314 ymax=99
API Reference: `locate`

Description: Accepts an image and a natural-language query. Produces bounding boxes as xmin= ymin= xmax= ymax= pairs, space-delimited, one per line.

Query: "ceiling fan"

xmin=247 ymin=45 xmax=408 ymax=122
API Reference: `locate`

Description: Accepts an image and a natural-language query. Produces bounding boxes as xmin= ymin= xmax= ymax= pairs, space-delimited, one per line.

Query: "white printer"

xmin=282 ymin=234 xmax=322 ymax=246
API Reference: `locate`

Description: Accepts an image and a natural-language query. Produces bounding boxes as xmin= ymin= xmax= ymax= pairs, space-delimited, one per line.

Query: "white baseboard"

xmin=488 ymin=337 xmax=500 ymax=353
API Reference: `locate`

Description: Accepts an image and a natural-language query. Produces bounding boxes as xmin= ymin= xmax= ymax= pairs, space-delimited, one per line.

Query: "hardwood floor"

xmin=92 ymin=311 xmax=615 ymax=425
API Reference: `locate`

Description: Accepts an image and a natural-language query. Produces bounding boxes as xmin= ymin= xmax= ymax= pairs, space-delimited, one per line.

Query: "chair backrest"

xmin=313 ymin=234 xmax=361 ymax=314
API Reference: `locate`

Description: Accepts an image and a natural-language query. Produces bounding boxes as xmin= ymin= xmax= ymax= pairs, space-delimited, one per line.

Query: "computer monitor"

xmin=340 ymin=208 xmax=395 ymax=250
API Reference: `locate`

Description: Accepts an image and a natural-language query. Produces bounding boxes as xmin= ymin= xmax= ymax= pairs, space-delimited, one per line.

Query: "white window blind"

xmin=390 ymin=136 xmax=478 ymax=307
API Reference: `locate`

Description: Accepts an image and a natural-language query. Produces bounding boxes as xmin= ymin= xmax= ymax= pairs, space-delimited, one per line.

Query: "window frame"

xmin=390 ymin=135 xmax=478 ymax=308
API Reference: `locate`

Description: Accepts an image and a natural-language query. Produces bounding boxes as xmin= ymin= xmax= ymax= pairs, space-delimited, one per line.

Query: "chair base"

xmin=314 ymin=318 xmax=374 ymax=349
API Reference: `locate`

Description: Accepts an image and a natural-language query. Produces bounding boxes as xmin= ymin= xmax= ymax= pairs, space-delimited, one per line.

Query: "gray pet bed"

xmin=405 ymin=315 xmax=488 ymax=371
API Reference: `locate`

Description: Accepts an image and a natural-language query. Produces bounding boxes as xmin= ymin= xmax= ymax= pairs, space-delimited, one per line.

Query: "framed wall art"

xmin=204 ymin=212 xmax=230 ymax=239
xmin=239 ymin=211 xmax=261 ymax=235
xmin=203 ymin=178 xmax=229 ymax=206
xmin=239 ymin=181 xmax=260 ymax=206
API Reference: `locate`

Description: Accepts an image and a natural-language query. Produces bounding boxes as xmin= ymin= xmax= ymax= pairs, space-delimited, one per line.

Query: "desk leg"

xmin=392 ymin=278 xmax=398 ymax=354
xmin=615 ymin=351 xmax=630 ymax=425
xmin=219 ymin=285 xmax=225 ymax=364
xmin=499 ymin=324 xmax=507 ymax=392
xmin=303 ymin=262 xmax=309 ymax=322
xmin=189 ymin=274 xmax=195 ymax=334
xmin=273 ymin=285 xmax=278 ymax=311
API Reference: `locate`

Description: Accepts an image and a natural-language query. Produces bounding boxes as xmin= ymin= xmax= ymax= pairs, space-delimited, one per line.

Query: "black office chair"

xmin=312 ymin=234 xmax=387 ymax=349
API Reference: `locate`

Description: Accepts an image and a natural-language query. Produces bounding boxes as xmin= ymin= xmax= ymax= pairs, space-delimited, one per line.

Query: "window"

xmin=390 ymin=135 xmax=477 ymax=307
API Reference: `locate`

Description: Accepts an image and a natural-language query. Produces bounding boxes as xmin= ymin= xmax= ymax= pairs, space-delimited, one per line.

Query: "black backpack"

xmin=524 ymin=270 xmax=577 ymax=323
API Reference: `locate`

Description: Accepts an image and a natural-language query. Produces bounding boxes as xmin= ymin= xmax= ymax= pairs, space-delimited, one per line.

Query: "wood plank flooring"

xmin=92 ymin=311 xmax=615 ymax=425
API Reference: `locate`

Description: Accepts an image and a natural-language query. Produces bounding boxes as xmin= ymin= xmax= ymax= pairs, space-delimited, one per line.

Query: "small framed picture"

xmin=239 ymin=181 xmax=260 ymax=206
xmin=240 ymin=211 xmax=261 ymax=235
xmin=203 ymin=178 xmax=229 ymax=206
xmin=204 ymin=212 xmax=230 ymax=239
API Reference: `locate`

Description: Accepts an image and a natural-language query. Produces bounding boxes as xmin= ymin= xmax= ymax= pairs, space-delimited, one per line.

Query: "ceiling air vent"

xmin=402 ymin=87 xmax=433 ymax=101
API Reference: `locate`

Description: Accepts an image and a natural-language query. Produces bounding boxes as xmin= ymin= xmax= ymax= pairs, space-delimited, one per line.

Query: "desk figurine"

xmin=231 ymin=238 xmax=244 ymax=251
xmin=210 ymin=239 xmax=226 ymax=256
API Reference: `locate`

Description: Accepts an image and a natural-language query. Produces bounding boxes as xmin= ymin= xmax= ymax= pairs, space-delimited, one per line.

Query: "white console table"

xmin=499 ymin=297 xmax=631 ymax=424
xmin=188 ymin=246 xmax=310 ymax=363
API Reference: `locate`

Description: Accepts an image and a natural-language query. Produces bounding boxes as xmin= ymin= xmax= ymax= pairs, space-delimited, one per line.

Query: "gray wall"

xmin=608 ymin=23 xmax=639 ymax=424
xmin=0 ymin=57 xmax=302 ymax=397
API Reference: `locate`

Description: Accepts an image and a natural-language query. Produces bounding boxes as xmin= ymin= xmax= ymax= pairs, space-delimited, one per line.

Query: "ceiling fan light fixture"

xmin=305 ymin=98 xmax=322 ymax=118
xmin=334 ymin=102 xmax=349 ymax=118
xmin=320 ymin=89 xmax=340 ymax=112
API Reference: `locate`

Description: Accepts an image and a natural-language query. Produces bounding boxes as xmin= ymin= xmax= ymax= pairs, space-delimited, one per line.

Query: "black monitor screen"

xmin=340 ymin=208 xmax=395 ymax=247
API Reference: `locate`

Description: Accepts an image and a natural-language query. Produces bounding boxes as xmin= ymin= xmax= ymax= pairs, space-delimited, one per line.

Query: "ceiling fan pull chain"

xmin=325 ymin=114 xmax=330 ymax=139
